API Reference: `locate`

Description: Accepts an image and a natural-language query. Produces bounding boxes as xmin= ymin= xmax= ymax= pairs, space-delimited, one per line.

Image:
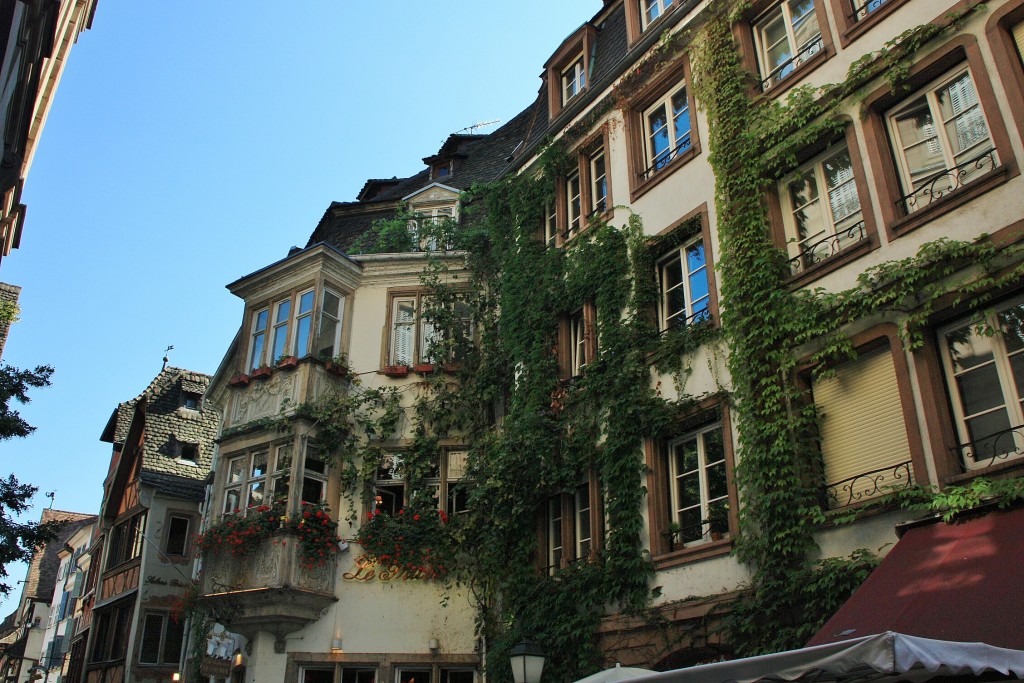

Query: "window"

xmin=90 ymin=601 xmax=132 ymax=663
xmin=641 ymin=0 xmax=674 ymax=30
xmin=408 ymin=205 xmax=457 ymax=251
xmin=753 ymin=0 xmax=823 ymax=91
xmin=667 ymin=423 xmax=728 ymax=546
xmin=812 ymin=343 xmax=913 ymax=508
xmin=544 ymin=476 xmax=600 ymax=573
xmin=780 ymin=143 xmax=865 ymax=274
xmin=181 ymin=390 xmax=201 ymax=411
xmin=388 ymin=291 xmax=472 ymax=367
xmin=374 ymin=448 xmax=469 ymax=516
xmin=940 ymin=298 xmax=1024 ymax=470
xmin=164 ymin=515 xmax=191 ymax=556
xmin=106 ymin=512 xmax=146 ymax=569
xmin=301 ymin=443 xmax=328 ymax=504
xmin=642 ymin=82 xmax=692 ymax=180
xmin=544 ymin=202 xmax=558 ymax=248
xmin=248 ymin=308 xmax=269 ymax=371
xmin=569 ymin=309 xmax=589 ymax=377
xmin=562 ymin=56 xmax=586 ymax=104
xmin=886 ymin=66 xmax=997 ymax=215
xmin=304 ymin=668 xmax=377 ymax=683
xmin=138 ymin=612 xmax=184 ymax=666
xmin=565 ymin=171 xmax=582 ymax=237
xmin=851 ymin=0 xmax=888 ymax=22
xmin=223 ymin=447 xmax=293 ymax=514
xmin=247 ymin=286 xmax=348 ymax=369
xmin=589 ymin=148 xmax=608 ymax=217
xmin=316 ymin=288 xmax=345 ymax=359
xmin=657 ymin=235 xmax=709 ymax=331
xmin=175 ymin=439 xmax=199 ymax=463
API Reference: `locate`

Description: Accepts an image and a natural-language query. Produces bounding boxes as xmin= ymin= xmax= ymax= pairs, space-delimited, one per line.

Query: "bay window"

xmin=246 ymin=285 xmax=348 ymax=369
xmin=886 ymin=66 xmax=997 ymax=214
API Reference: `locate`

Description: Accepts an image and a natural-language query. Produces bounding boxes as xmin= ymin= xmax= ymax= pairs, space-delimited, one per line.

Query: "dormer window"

xmin=545 ymin=25 xmax=596 ymax=118
xmin=562 ymin=57 xmax=586 ymax=105
xmin=432 ymin=161 xmax=452 ymax=180
xmin=641 ymin=0 xmax=674 ymax=30
xmin=181 ymin=391 xmax=201 ymax=411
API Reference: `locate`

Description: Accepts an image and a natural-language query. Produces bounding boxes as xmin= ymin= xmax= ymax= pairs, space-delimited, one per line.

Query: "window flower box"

xmin=383 ymin=365 xmax=410 ymax=378
xmin=251 ymin=367 xmax=273 ymax=381
xmin=276 ymin=355 xmax=299 ymax=370
xmin=413 ymin=363 xmax=436 ymax=375
xmin=442 ymin=363 xmax=461 ymax=374
xmin=228 ymin=374 xmax=250 ymax=388
xmin=325 ymin=360 xmax=348 ymax=378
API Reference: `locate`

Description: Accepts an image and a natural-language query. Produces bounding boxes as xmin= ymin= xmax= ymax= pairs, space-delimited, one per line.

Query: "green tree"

xmin=0 ymin=362 xmax=62 ymax=594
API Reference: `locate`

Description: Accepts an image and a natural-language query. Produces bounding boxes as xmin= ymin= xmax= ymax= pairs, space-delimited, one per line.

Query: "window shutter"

xmin=812 ymin=346 xmax=911 ymax=503
xmin=1013 ymin=21 xmax=1024 ymax=64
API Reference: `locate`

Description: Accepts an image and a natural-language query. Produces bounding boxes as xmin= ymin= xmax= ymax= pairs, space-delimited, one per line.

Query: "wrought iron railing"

xmin=953 ymin=423 xmax=1024 ymax=470
xmin=825 ymin=460 xmax=912 ymax=509
xmin=850 ymin=0 xmax=888 ymax=23
xmin=759 ymin=36 xmax=824 ymax=92
xmin=658 ymin=308 xmax=712 ymax=336
xmin=662 ymin=519 xmax=727 ymax=551
xmin=640 ymin=133 xmax=693 ymax=181
xmin=898 ymin=147 xmax=999 ymax=215
xmin=787 ymin=220 xmax=866 ymax=276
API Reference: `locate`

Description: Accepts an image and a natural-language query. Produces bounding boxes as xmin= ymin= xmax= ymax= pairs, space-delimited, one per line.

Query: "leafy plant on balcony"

xmin=196 ymin=502 xmax=343 ymax=568
xmin=354 ymin=502 xmax=453 ymax=577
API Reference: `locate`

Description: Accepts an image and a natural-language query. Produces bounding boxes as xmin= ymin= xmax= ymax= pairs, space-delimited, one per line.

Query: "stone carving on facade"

xmin=253 ymin=545 xmax=281 ymax=586
xmin=231 ymin=373 xmax=297 ymax=425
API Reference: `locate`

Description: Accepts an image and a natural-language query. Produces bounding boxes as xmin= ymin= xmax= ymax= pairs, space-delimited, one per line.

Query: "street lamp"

xmin=508 ymin=640 xmax=545 ymax=683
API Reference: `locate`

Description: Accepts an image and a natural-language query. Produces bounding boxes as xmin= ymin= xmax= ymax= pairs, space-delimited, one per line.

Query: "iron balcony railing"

xmin=850 ymin=0 xmax=889 ymax=22
xmin=788 ymin=220 xmax=866 ymax=276
xmin=658 ymin=307 xmax=712 ymax=336
xmin=898 ymin=147 xmax=999 ymax=215
xmin=953 ymin=423 xmax=1024 ymax=470
xmin=825 ymin=460 xmax=912 ymax=509
xmin=759 ymin=35 xmax=824 ymax=92
xmin=640 ymin=133 xmax=692 ymax=181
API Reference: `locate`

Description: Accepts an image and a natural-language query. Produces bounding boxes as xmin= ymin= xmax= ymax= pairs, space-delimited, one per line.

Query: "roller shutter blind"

xmin=1013 ymin=21 xmax=1024 ymax=63
xmin=812 ymin=346 xmax=911 ymax=505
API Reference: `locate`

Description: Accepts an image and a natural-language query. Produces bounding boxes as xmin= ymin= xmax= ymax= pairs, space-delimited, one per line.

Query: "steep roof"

xmin=22 ymin=510 xmax=95 ymax=603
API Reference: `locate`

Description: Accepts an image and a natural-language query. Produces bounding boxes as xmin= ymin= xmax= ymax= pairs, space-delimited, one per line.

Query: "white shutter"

xmin=813 ymin=346 xmax=911 ymax=502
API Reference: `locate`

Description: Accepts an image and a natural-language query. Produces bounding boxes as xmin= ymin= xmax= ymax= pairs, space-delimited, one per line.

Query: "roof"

xmin=22 ymin=510 xmax=95 ymax=602
xmin=808 ymin=506 xmax=1024 ymax=651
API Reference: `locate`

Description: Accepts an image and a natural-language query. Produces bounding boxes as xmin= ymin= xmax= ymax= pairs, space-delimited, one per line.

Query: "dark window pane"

xmin=165 ymin=516 xmax=190 ymax=556
xmin=139 ymin=614 xmax=163 ymax=664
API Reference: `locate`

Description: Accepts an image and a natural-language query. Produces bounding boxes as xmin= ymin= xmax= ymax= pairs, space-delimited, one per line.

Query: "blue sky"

xmin=0 ymin=0 xmax=593 ymax=614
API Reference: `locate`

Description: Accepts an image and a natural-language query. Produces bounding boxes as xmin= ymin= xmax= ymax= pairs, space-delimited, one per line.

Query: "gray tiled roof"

xmin=140 ymin=470 xmax=206 ymax=503
xmin=23 ymin=510 xmax=95 ymax=603
xmin=136 ymin=366 xmax=220 ymax=485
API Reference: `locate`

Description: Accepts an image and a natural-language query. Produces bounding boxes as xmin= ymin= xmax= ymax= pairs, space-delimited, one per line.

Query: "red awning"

xmin=808 ymin=505 xmax=1024 ymax=650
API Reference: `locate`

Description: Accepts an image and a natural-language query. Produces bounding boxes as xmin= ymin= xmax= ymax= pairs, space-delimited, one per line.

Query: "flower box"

xmin=228 ymin=374 xmax=250 ymax=388
xmin=325 ymin=361 xmax=348 ymax=378
xmin=383 ymin=365 xmax=410 ymax=378
xmin=441 ymin=363 xmax=461 ymax=374
xmin=277 ymin=356 xmax=299 ymax=370
xmin=413 ymin=363 xmax=436 ymax=374
xmin=251 ymin=367 xmax=273 ymax=381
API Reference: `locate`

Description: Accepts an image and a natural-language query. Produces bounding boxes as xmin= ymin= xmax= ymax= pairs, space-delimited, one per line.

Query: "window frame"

xmin=137 ymin=611 xmax=184 ymax=667
xmin=560 ymin=303 xmax=597 ymax=379
xmin=384 ymin=289 xmax=473 ymax=369
xmin=828 ymin=0 xmax=909 ymax=48
xmin=861 ymin=39 xmax=1016 ymax=240
xmin=656 ymin=233 xmax=710 ymax=333
xmin=640 ymin=0 xmax=675 ymax=32
xmin=938 ymin=297 xmax=1024 ymax=472
xmin=547 ymin=129 xmax=613 ymax=248
xmin=544 ymin=25 xmax=597 ymax=119
xmin=647 ymin=404 xmax=737 ymax=566
xmin=561 ymin=56 xmax=586 ymax=106
xmin=372 ymin=447 xmax=470 ymax=517
xmin=105 ymin=511 xmax=146 ymax=571
xmin=221 ymin=445 xmax=290 ymax=515
xmin=541 ymin=472 xmax=602 ymax=575
xmin=163 ymin=512 xmax=193 ymax=557
xmin=751 ymin=0 xmax=825 ymax=93
xmin=244 ymin=283 xmax=349 ymax=371
xmin=626 ymin=57 xmax=700 ymax=201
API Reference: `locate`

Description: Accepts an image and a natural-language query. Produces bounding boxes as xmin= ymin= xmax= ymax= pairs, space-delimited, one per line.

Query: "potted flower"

xmin=664 ymin=521 xmax=682 ymax=551
xmin=324 ymin=354 xmax=349 ymax=378
xmin=413 ymin=362 xmax=436 ymax=374
xmin=382 ymin=365 xmax=410 ymax=378
xmin=276 ymin=354 xmax=299 ymax=370
xmin=229 ymin=373 xmax=250 ymax=388
xmin=705 ymin=505 xmax=729 ymax=541
xmin=251 ymin=365 xmax=273 ymax=381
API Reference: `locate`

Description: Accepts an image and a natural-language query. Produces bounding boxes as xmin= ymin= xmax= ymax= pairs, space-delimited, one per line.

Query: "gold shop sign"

xmin=343 ymin=555 xmax=442 ymax=582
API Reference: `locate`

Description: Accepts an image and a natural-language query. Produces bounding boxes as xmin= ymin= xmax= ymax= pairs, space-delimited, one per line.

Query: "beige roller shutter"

xmin=812 ymin=346 xmax=911 ymax=505
xmin=1014 ymin=21 xmax=1024 ymax=63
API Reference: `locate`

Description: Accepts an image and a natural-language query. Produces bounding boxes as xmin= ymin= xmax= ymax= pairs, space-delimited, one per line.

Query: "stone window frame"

xmin=649 ymin=206 xmax=719 ymax=334
xmin=547 ymin=127 xmax=613 ymax=248
xmin=827 ymin=0 xmax=910 ymax=47
xmin=538 ymin=469 xmax=603 ymax=575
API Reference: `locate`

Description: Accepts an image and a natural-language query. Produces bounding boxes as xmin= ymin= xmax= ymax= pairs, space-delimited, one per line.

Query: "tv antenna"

xmin=455 ymin=119 xmax=500 ymax=135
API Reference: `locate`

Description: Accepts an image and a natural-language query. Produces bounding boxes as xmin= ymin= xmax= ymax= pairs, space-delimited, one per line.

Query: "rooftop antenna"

xmin=162 ymin=345 xmax=174 ymax=370
xmin=44 ymin=491 xmax=55 ymax=508
xmin=455 ymin=119 xmax=500 ymax=135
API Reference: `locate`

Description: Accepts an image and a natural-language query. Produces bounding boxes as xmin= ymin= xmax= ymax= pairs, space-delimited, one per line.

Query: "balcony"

xmin=825 ymin=460 xmax=912 ymax=509
xmin=197 ymin=529 xmax=338 ymax=651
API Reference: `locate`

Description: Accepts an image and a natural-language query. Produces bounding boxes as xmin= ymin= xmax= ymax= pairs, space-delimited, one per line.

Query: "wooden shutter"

xmin=812 ymin=346 xmax=911 ymax=500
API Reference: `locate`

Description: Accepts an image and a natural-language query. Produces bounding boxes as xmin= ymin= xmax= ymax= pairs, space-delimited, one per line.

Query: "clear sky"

xmin=0 ymin=0 xmax=594 ymax=616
